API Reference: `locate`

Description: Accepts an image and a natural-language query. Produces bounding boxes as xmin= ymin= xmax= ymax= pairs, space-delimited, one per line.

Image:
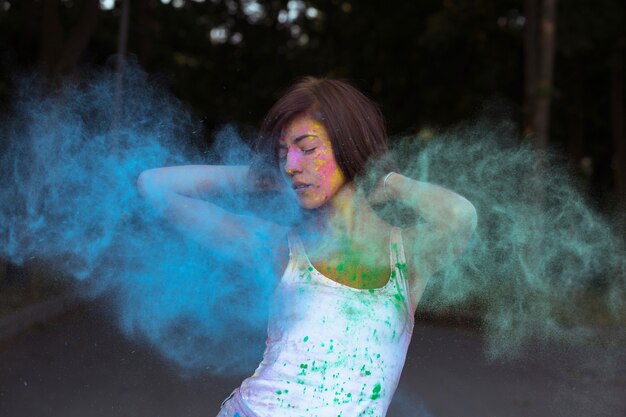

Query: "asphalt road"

xmin=0 ymin=302 xmax=624 ymax=417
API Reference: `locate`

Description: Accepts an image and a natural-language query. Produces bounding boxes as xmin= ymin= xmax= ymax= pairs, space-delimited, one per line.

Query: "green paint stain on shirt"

xmin=371 ymin=383 xmax=381 ymax=400
xmin=298 ymin=363 xmax=308 ymax=376
xmin=303 ymin=336 xmax=309 ymax=342
xmin=396 ymin=262 xmax=408 ymax=275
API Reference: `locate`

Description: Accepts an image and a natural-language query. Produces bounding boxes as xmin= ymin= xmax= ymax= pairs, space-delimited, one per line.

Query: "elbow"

xmin=446 ymin=201 xmax=478 ymax=258
xmin=136 ymin=170 xmax=152 ymax=199
xmin=136 ymin=169 xmax=166 ymax=208
xmin=451 ymin=198 xmax=478 ymax=236
xmin=464 ymin=200 xmax=478 ymax=233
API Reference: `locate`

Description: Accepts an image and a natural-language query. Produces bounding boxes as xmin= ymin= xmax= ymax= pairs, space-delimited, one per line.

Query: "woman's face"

xmin=278 ymin=114 xmax=347 ymax=209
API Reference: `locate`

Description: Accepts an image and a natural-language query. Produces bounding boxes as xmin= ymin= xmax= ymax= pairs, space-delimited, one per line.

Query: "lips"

xmin=292 ymin=182 xmax=312 ymax=190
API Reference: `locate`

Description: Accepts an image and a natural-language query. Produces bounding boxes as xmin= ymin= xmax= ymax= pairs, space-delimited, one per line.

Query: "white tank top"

xmin=239 ymin=227 xmax=416 ymax=417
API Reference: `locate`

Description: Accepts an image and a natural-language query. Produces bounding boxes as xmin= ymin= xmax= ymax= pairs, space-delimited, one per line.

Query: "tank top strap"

xmin=286 ymin=231 xmax=297 ymax=259
xmin=288 ymin=231 xmax=311 ymax=260
xmin=389 ymin=227 xmax=413 ymax=312
xmin=389 ymin=227 xmax=408 ymax=274
xmin=282 ymin=231 xmax=304 ymax=282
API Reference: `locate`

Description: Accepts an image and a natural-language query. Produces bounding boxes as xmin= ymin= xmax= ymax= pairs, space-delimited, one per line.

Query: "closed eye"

xmin=277 ymin=147 xmax=316 ymax=161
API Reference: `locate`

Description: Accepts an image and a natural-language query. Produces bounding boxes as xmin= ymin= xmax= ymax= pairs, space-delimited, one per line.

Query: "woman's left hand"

xmin=367 ymin=172 xmax=398 ymax=205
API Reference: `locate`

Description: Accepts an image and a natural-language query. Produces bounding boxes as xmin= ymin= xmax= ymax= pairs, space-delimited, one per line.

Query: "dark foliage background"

xmin=0 ymin=0 xmax=623 ymax=212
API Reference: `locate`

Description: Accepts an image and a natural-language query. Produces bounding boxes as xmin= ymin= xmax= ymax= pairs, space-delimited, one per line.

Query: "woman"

xmin=137 ymin=77 xmax=477 ymax=417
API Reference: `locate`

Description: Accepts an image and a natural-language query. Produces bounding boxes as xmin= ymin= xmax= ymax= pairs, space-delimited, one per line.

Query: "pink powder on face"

xmin=279 ymin=115 xmax=346 ymax=209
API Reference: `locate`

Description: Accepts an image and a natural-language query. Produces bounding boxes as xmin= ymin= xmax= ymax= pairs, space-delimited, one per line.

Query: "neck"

xmin=301 ymin=183 xmax=378 ymax=244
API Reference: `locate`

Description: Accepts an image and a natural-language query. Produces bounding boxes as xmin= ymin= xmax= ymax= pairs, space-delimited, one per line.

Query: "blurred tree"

xmin=552 ymin=0 xmax=625 ymax=207
xmin=39 ymin=0 xmax=100 ymax=77
xmin=0 ymin=0 xmax=623 ymax=202
xmin=0 ymin=0 xmax=624 ymax=295
xmin=523 ymin=0 xmax=557 ymax=150
xmin=610 ymin=37 xmax=625 ymax=203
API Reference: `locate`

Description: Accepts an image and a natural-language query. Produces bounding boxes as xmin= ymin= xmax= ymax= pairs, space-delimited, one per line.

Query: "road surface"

xmin=0 ymin=302 xmax=624 ymax=417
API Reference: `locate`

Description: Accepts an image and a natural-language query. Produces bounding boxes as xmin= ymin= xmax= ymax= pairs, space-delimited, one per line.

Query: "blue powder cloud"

xmin=1 ymin=66 xmax=624 ymax=376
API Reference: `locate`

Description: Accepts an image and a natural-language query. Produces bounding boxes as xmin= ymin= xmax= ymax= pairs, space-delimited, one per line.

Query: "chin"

xmin=297 ymin=196 xmax=330 ymax=211
xmin=298 ymin=201 xmax=323 ymax=210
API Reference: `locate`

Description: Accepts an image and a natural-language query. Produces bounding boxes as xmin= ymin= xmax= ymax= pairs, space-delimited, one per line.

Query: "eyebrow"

xmin=278 ymin=134 xmax=318 ymax=147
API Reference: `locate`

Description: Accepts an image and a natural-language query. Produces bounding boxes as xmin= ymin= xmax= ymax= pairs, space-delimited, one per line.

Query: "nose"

xmin=283 ymin=148 xmax=303 ymax=176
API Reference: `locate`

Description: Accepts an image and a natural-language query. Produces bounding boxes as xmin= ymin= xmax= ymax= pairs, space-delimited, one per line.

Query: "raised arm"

xmin=376 ymin=172 xmax=477 ymax=280
xmin=137 ymin=165 xmax=252 ymax=199
xmin=137 ymin=165 xmax=288 ymax=266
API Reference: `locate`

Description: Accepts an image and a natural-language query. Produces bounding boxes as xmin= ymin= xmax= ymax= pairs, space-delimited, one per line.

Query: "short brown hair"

xmin=251 ymin=77 xmax=390 ymax=188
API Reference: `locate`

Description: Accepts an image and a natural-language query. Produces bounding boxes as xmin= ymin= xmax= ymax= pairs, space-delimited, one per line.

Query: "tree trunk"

xmin=523 ymin=0 xmax=557 ymax=260
xmin=111 ymin=0 xmax=131 ymax=132
xmin=138 ymin=0 xmax=154 ymax=66
xmin=56 ymin=0 xmax=100 ymax=74
xmin=523 ymin=0 xmax=557 ymax=150
xmin=523 ymin=0 xmax=538 ymax=137
xmin=532 ymin=0 xmax=557 ymax=150
xmin=39 ymin=0 xmax=64 ymax=73
xmin=610 ymin=38 xmax=625 ymax=206
xmin=38 ymin=0 xmax=100 ymax=79
xmin=116 ymin=0 xmax=131 ymax=71
xmin=18 ymin=0 xmax=39 ymax=63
